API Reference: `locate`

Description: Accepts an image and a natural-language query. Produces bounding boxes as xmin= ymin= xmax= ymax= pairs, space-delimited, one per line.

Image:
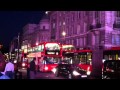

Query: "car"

xmin=102 ymin=60 xmax=120 ymax=79
xmin=52 ymin=64 xmax=90 ymax=79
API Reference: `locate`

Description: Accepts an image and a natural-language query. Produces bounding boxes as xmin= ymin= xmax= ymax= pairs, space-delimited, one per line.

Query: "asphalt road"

xmin=18 ymin=68 xmax=65 ymax=79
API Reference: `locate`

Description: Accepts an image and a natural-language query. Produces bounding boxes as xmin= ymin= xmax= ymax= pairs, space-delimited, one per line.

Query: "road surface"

xmin=18 ymin=68 xmax=65 ymax=79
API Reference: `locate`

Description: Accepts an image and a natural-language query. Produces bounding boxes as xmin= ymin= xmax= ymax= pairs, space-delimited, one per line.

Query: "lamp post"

xmin=90 ymin=30 xmax=103 ymax=79
xmin=17 ymin=33 xmax=20 ymax=62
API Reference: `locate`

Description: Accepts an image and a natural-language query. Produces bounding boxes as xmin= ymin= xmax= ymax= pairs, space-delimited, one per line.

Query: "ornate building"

xmin=48 ymin=11 xmax=120 ymax=50
xmin=21 ymin=15 xmax=50 ymax=54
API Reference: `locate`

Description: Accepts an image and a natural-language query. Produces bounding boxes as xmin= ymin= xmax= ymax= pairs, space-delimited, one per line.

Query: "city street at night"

xmin=1 ymin=11 xmax=120 ymax=79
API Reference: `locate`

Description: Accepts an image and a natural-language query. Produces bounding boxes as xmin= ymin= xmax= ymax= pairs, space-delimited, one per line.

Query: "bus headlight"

xmin=14 ymin=60 xmax=17 ymax=63
xmin=87 ymin=71 xmax=91 ymax=75
xmin=73 ymin=71 xmax=80 ymax=76
xmin=22 ymin=63 xmax=25 ymax=67
xmin=45 ymin=66 xmax=48 ymax=71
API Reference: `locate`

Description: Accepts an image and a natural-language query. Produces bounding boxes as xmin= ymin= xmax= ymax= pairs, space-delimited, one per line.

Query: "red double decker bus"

xmin=75 ymin=49 xmax=92 ymax=74
xmin=27 ymin=42 xmax=62 ymax=72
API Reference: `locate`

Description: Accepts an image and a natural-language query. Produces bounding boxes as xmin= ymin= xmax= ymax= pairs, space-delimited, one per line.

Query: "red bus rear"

xmin=74 ymin=49 xmax=92 ymax=74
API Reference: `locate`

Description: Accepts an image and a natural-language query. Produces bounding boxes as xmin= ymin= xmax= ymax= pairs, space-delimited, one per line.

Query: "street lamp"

xmin=36 ymin=42 xmax=38 ymax=46
xmin=62 ymin=31 xmax=66 ymax=37
xmin=62 ymin=31 xmax=66 ymax=44
xmin=17 ymin=33 xmax=20 ymax=62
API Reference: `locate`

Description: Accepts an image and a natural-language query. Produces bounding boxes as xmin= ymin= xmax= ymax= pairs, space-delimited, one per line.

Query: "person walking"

xmin=27 ymin=63 xmax=30 ymax=79
xmin=4 ymin=59 xmax=14 ymax=79
xmin=0 ymin=60 xmax=10 ymax=79
xmin=29 ymin=58 xmax=36 ymax=79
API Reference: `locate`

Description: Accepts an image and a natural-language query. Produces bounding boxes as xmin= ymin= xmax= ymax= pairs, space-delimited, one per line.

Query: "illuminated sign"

xmin=46 ymin=51 xmax=60 ymax=55
xmin=47 ymin=52 xmax=55 ymax=54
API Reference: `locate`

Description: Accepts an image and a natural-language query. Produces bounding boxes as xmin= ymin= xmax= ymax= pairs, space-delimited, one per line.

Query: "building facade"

xmin=21 ymin=16 xmax=50 ymax=54
xmin=48 ymin=11 xmax=120 ymax=50
xmin=48 ymin=11 xmax=120 ymax=78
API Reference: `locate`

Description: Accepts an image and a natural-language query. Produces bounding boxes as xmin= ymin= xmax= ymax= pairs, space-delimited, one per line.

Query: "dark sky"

xmin=0 ymin=11 xmax=45 ymax=49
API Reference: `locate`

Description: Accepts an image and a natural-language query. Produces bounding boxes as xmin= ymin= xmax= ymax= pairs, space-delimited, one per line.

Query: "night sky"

xmin=0 ymin=11 xmax=45 ymax=53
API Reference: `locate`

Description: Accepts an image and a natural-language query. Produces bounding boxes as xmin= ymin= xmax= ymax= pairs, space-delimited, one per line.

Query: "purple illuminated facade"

xmin=48 ymin=11 xmax=120 ymax=50
xmin=22 ymin=17 xmax=50 ymax=48
xmin=48 ymin=11 xmax=120 ymax=78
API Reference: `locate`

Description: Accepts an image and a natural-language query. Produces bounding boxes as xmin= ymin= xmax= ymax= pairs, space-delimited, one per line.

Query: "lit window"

xmin=43 ymin=26 xmax=45 ymax=29
xmin=59 ymin=22 xmax=61 ymax=26
xmin=53 ymin=23 xmax=55 ymax=28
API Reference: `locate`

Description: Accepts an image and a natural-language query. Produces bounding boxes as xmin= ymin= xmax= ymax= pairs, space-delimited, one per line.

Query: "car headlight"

xmin=73 ymin=71 xmax=80 ymax=76
xmin=87 ymin=71 xmax=91 ymax=75
xmin=22 ymin=63 xmax=25 ymax=67
xmin=14 ymin=60 xmax=17 ymax=63
xmin=52 ymin=68 xmax=57 ymax=74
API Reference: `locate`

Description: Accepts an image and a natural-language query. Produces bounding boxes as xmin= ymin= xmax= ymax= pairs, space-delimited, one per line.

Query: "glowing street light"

xmin=36 ymin=42 xmax=38 ymax=46
xmin=62 ymin=31 xmax=66 ymax=44
xmin=45 ymin=11 xmax=48 ymax=15
xmin=62 ymin=31 xmax=66 ymax=37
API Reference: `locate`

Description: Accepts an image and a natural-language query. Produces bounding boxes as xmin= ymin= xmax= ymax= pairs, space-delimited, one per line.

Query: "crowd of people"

xmin=0 ymin=52 xmax=37 ymax=79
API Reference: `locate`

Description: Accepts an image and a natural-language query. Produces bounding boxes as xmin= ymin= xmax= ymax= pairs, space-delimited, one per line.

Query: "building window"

xmin=59 ymin=22 xmax=61 ymax=26
xmin=80 ymin=38 xmax=83 ymax=47
xmin=112 ymin=34 xmax=120 ymax=45
xmin=77 ymin=12 xmax=79 ymax=19
xmin=84 ymin=37 xmax=86 ymax=46
xmin=95 ymin=11 xmax=99 ymax=18
xmin=95 ymin=35 xmax=99 ymax=45
xmin=86 ymin=34 xmax=89 ymax=45
xmin=84 ymin=11 xmax=89 ymax=16
xmin=53 ymin=23 xmax=55 ymax=28
xmin=116 ymin=11 xmax=120 ymax=17
xmin=43 ymin=26 xmax=45 ymax=29
xmin=77 ymin=25 xmax=80 ymax=34
xmin=63 ymin=22 xmax=65 ymax=25
xmin=84 ymin=23 xmax=87 ymax=32
xmin=95 ymin=11 xmax=100 ymax=23
xmin=76 ymin=38 xmax=79 ymax=46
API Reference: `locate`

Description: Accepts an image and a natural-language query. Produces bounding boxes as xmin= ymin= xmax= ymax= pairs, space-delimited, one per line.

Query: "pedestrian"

xmin=29 ymin=58 xmax=36 ymax=79
xmin=0 ymin=59 xmax=10 ymax=79
xmin=4 ymin=59 xmax=14 ymax=79
xmin=27 ymin=63 xmax=30 ymax=79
